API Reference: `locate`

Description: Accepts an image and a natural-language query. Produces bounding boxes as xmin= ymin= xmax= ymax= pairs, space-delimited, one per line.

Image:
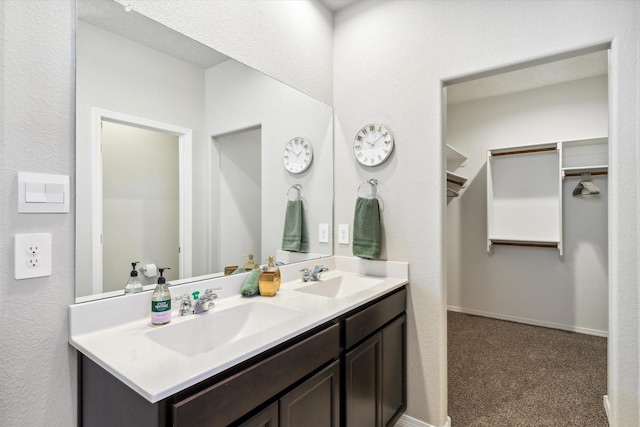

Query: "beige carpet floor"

xmin=448 ymin=311 xmax=608 ymax=427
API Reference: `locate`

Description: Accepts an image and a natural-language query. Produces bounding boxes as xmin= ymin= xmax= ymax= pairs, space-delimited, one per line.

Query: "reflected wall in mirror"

xmin=75 ymin=0 xmax=333 ymax=302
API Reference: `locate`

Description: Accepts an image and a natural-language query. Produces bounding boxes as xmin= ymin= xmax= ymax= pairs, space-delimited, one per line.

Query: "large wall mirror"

xmin=75 ymin=0 xmax=333 ymax=302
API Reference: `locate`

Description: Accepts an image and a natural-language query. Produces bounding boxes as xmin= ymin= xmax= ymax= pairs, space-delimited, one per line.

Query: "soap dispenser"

xmin=124 ymin=261 xmax=143 ymax=294
xmin=151 ymin=267 xmax=172 ymax=325
xmin=264 ymin=256 xmax=281 ymax=291
xmin=243 ymin=253 xmax=258 ymax=271
xmin=259 ymin=256 xmax=281 ymax=296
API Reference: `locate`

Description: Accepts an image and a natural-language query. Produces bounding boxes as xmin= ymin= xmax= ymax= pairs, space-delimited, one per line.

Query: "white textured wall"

xmin=1 ymin=1 xmax=77 ymax=425
xmin=333 ymin=1 xmax=638 ymax=426
xmin=0 ymin=1 xmax=333 ymax=426
xmin=447 ymin=76 xmax=609 ymax=336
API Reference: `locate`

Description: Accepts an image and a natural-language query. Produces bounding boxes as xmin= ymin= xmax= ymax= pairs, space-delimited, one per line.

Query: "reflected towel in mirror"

xmin=282 ymin=200 xmax=309 ymax=252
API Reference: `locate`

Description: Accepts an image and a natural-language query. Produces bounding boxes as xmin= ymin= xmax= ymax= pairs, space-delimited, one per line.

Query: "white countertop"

xmin=69 ymin=256 xmax=408 ymax=403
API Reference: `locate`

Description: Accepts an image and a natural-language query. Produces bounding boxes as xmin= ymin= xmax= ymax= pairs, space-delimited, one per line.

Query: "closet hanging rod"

xmin=491 ymin=146 xmax=556 ymax=157
xmin=491 ymin=240 xmax=558 ymax=249
xmin=564 ymin=171 xmax=608 ymax=177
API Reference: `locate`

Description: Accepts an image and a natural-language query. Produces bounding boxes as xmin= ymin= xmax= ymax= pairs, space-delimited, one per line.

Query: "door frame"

xmin=91 ymin=107 xmax=193 ymax=294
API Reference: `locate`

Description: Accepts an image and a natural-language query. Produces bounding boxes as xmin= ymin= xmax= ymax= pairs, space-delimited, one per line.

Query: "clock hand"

xmin=370 ymin=134 xmax=383 ymax=146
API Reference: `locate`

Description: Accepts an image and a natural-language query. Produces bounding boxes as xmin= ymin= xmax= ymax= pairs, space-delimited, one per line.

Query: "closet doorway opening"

xmin=210 ymin=126 xmax=263 ymax=272
xmin=443 ymin=47 xmax=610 ymax=426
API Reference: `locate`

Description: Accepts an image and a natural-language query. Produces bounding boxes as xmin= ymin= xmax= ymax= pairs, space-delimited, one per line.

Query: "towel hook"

xmin=287 ymin=184 xmax=303 ymax=201
xmin=357 ymin=178 xmax=378 ymax=199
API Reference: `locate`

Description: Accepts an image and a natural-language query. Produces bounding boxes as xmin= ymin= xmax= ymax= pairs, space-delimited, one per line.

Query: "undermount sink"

xmin=295 ymin=275 xmax=384 ymax=299
xmin=145 ymin=302 xmax=302 ymax=357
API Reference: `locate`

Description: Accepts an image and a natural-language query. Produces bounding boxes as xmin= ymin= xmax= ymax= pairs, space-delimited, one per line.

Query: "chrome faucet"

xmin=193 ymin=288 xmax=220 ymax=314
xmin=300 ymin=266 xmax=329 ymax=282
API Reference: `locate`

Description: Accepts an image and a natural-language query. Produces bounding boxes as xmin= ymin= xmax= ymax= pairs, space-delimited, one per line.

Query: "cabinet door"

xmin=280 ymin=360 xmax=340 ymax=427
xmin=345 ymin=333 xmax=382 ymax=427
xmin=237 ymin=402 xmax=278 ymax=427
xmin=381 ymin=315 xmax=406 ymax=426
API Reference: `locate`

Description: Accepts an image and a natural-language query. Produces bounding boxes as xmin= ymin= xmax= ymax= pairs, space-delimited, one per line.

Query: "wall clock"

xmin=283 ymin=137 xmax=313 ymax=174
xmin=353 ymin=123 xmax=394 ymax=166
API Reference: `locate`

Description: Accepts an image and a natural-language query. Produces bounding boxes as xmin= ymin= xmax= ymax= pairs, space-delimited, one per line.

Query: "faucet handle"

xmin=300 ymin=268 xmax=311 ymax=282
xmin=200 ymin=288 xmax=220 ymax=303
xmin=174 ymin=294 xmax=193 ymax=316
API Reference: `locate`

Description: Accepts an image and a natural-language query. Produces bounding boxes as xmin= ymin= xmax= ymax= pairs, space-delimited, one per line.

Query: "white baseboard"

xmin=447 ymin=306 xmax=608 ymax=337
xmin=395 ymin=414 xmax=451 ymax=427
xmin=603 ymin=395 xmax=611 ymax=425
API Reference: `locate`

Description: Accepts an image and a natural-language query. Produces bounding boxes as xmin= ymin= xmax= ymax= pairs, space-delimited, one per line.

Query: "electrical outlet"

xmin=15 ymin=233 xmax=52 ymax=279
xmin=318 ymin=223 xmax=329 ymax=243
xmin=338 ymin=224 xmax=350 ymax=244
xmin=26 ymin=257 xmax=41 ymax=268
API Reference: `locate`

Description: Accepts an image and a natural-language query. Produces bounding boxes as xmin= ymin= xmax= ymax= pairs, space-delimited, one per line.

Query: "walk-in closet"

xmin=444 ymin=49 xmax=609 ymax=426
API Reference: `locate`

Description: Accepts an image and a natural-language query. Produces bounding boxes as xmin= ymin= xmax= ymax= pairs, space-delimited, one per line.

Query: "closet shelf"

xmin=446 ymin=144 xmax=467 ymax=171
xmin=447 ymin=171 xmax=467 ymax=187
xmin=446 ymin=144 xmax=468 ymax=197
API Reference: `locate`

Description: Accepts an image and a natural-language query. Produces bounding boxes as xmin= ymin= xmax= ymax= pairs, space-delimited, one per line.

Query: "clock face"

xmin=283 ymin=137 xmax=313 ymax=174
xmin=353 ymin=123 xmax=394 ymax=167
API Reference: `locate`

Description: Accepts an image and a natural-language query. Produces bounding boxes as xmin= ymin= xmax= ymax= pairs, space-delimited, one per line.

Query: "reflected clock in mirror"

xmin=75 ymin=0 xmax=333 ymax=301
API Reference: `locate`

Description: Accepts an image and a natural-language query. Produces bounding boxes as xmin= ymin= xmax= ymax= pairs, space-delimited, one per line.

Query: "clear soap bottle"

xmin=151 ymin=267 xmax=172 ymax=325
xmin=124 ymin=261 xmax=143 ymax=294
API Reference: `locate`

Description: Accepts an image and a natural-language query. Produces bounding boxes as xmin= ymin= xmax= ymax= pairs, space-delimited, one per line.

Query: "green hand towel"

xmin=282 ymin=199 xmax=309 ymax=252
xmin=240 ymin=269 xmax=261 ymax=297
xmin=352 ymin=197 xmax=381 ymax=260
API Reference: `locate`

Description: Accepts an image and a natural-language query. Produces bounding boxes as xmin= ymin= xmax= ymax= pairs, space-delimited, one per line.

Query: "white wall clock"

xmin=353 ymin=123 xmax=394 ymax=166
xmin=283 ymin=137 xmax=313 ymax=174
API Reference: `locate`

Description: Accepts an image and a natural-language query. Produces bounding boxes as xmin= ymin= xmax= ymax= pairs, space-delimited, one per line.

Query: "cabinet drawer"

xmin=172 ymin=323 xmax=340 ymax=427
xmin=344 ymin=288 xmax=405 ymax=350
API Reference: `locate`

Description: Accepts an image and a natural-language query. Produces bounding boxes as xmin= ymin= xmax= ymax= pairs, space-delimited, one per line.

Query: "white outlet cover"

xmin=318 ymin=223 xmax=329 ymax=243
xmin=338 ymin=224 xmax=350 ymax=244
xmin=15 ymin=233 xmax=52 ymax=279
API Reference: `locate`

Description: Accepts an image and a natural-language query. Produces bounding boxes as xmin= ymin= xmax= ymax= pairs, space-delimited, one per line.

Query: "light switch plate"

xmin=338 ymin=224 xmax=350 ymax=244
xmin=318 ymin=223 xmax=329 ymax=243
xmin=18 ymin=171 xmax=70 ymax=213
xmin=15 ymin=233 xmax=52 ymax=279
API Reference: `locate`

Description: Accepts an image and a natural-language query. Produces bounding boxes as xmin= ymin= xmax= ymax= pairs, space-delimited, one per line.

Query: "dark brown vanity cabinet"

xmin=343 ymin=290 xmax=407 ymax=427
xmin=80 ymin=287 xmax=406 ymax=427
xmin=238 ymin=360 xmax=340 ymax=427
